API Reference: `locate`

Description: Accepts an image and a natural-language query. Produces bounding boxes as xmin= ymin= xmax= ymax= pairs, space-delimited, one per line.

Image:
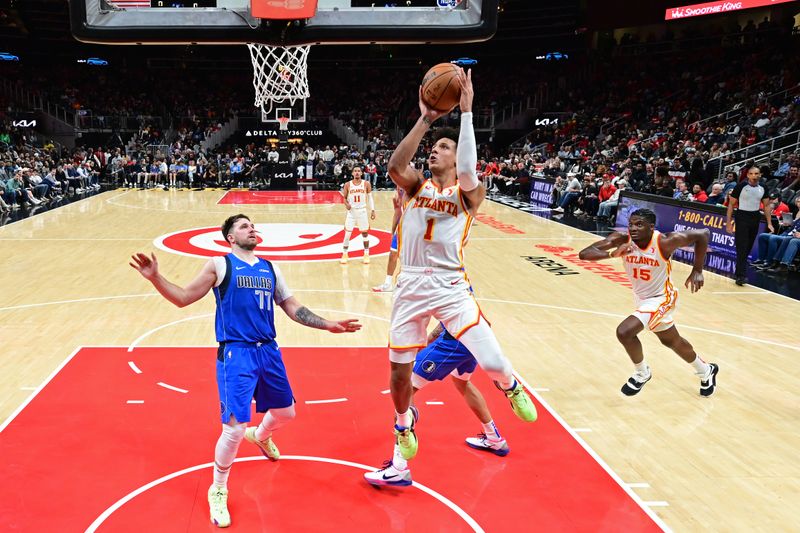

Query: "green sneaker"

xmin=505 ymin=381 xmax=537 ymax=422
xmin=394 ymin=425 xmax=418 ymax=460
xmin=244 ymin=427 xmax=280 ymax=461
xmin=208 ymin=485 xmax=231 ymax=528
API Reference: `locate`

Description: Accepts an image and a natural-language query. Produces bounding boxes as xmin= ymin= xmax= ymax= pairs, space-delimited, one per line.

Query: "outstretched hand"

xmin=129 ymin=252 xmax=159 ymax=280
xmin=328 ymin=318 xmax=362 ymax=334
xmin=457 ymin=67 xmax=473 ymax=114
xmin=685 ymin=271 xmax=704 ymax=293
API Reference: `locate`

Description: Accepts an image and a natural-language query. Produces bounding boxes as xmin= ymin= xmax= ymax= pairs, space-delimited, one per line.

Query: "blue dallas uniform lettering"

xmin=214 ymin=254 xmax=293 ymax=424
xmin=413 ymin=326 xmax=477 ymax=382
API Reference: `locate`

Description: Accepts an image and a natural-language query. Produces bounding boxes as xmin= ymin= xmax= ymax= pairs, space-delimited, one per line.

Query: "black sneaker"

xmin=700 ymin=363 xmax=719 ymax=397
xmin=735 ymin=277 xmax=746 ymax=286
xmin=621 ymin=371 xmax=652 ymax=396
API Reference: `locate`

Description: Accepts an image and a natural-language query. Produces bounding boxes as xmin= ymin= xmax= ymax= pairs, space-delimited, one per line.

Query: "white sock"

xmin=395 ymin=410 xmax=412 ymax=428
xmin=213 ymin=462 xmax=232 ymax=488
xmin=213 ymin=423 xmax=246 ymax=488
xmin=342 ymin=234 xmax=350 ymax=252
xmin=384 ymin=274 xmax=393 ymax=286
xmin=392 ymin=443 xmax=408 ymax=470
xmin=634 ymin=361 xmax=650 ymax=375
xmin=690 ymin=356 xmax=710 ymax=376
xmin=481 ymin=420 xmax=502 ymax=440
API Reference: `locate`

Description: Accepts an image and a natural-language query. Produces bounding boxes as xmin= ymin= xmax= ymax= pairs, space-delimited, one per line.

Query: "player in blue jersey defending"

xmin=365 ymin=322 xmax=510 ymax=486
xmin=130 ymin=213 xmax=361 ymax=529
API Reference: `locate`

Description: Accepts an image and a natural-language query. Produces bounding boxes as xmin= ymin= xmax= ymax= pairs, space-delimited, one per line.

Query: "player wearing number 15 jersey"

xmin=578 ymin=208 xmax=720 ymax=398
xmin=365 ymin=67 xmax=537 ymax=488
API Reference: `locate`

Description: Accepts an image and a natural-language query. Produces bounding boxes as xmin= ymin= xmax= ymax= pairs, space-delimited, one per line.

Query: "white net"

xmin=247 ymin=43 xmax=310 ymax=122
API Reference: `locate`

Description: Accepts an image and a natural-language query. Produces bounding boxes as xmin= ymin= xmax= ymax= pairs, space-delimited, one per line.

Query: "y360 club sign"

xmin=154 ymin=223 xmax=392 ymax=262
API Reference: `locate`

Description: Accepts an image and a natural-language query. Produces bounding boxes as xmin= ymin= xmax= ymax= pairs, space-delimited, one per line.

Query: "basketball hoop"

xmin=277 ymin=116 xmax=291 ymax=131
xmin=247 ymin=43 xmax=310 ymax=123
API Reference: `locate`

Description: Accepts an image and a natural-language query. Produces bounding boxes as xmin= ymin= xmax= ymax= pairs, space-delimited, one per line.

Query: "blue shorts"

xmin=216 ymin=340 xmax=294 ymax=424
xmin=412 ymin=332 xmax=477 ymax=388
xmin=391 ymin=233 xmax=398 ymax=252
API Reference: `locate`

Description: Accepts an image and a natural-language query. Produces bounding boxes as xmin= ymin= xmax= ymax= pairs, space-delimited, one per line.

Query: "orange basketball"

xmin=421 ymin=63 xmax=461 ymax=112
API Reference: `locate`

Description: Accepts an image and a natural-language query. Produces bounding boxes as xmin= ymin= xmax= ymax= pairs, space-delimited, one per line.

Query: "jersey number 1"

xmin=631 ymin=268 xmax=651 ymax=281
xmin=423 ymin=219 xmax=435 ymax=241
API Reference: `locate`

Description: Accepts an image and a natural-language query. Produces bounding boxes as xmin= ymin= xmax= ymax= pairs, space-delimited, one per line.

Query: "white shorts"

xmin=632 ymin=292 xmax=678 ymax=333
xmin=344 ymin=208 xmax=369 ymax=232
xmin=389 ymin=267 xmax=482 ymax=359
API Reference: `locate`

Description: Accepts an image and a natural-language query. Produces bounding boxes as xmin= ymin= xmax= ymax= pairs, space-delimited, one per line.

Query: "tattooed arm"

xmin=278 ymin=296 xmax=361 ymax=333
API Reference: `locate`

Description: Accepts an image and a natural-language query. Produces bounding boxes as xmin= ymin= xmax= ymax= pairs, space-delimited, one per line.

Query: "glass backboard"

xmin=70 ymin=0 xmax=498 ymax=46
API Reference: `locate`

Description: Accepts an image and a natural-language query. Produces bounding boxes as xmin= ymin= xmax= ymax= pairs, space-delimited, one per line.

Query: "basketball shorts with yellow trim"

xmin=633 ymin=292 xmax=678 ymax=333
xmin=389 ymin=267 xmax=480 ymax=360
xmin=344 ymin=208 xmax=369 ymax=232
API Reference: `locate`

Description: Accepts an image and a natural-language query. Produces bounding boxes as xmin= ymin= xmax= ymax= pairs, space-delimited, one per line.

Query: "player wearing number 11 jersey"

xmin=578 ymin=208 xmax=720 ymax=398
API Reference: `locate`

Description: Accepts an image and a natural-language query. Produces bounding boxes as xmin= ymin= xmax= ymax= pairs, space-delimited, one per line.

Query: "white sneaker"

xmin=465 ymin=434 xmax=509 ymax=456
xmin=551 ymin=206 xmax=564 ymax=213
xmin=207 ymin=485 xmax=231 ymax=528
xmin=621 ymin=368 xmax=652 ymax=396
xmin=372 ymin=282 xmax=393 ymax=292
xmin=340 ymin=253 xmax=348 ymax=264
xmin=364 ymin=460 xmax=412 ymax=487
xmin=362 ymin=252 xmax=370 ymax=264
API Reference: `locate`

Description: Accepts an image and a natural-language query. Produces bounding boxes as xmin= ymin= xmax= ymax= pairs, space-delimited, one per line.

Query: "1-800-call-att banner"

xmin=616 ymin=192 xmax=766 ymax=276
xmin=665 ymin=0 xmax=795 ymax=20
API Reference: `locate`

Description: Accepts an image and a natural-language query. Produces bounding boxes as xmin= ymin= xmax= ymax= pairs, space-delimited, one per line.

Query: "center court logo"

xmin=154 ymin=223 xmax=392 ymax=262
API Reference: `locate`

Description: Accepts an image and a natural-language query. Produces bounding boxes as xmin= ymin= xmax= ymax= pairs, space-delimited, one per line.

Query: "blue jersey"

xmin=213 ymin=254 xmax=277 ymax=343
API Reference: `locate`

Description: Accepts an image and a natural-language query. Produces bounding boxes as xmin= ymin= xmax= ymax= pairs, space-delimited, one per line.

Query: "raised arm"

xmin=578 ymin=232 xmax=630 ymax=261
xmin=454 ymin=68 xmax=486 ymax=215
xmin=130 ymin=252 xmax=216 ymax=308
xmin=659 ymin=229 xmax=710 ymax=292
xmin=388 ymin=86 xmax=453 ymax=195
xmin=278 ymin=295 xmax=361 ymax=333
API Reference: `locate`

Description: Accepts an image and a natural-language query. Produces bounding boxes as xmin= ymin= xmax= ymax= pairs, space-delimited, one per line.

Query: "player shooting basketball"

xmin=364 ymin=67 xmax=537 ymax=487
xmin=578 ymin=208 xmax=720 ymax=397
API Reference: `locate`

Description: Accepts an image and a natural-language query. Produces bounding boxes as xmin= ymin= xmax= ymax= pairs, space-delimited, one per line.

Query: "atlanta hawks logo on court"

xmin=154 ymin=223 xmax=392 ymax=262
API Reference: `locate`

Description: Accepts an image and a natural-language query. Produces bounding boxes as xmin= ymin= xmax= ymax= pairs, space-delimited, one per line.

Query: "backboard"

xmin=70 ymin=0 xmax=499 ymax=46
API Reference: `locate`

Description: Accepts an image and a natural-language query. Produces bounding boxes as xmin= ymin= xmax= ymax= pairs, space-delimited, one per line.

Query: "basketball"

xmin=421 ymin=63 xmax=462 ymax=112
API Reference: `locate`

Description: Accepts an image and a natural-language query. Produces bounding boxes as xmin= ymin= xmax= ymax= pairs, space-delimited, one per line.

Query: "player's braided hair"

xmin=630 ymin=208 xmax=656 ymax=225
xmin=222 ymin=213 xmax=251 ymax=241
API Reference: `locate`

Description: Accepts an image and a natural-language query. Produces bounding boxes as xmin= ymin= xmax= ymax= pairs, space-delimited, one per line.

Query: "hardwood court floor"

xmin=0 ymin=188 xmax=797 ymax=531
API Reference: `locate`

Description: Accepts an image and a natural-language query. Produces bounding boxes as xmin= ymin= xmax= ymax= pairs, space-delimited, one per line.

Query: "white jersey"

xmin=398 ymin=179 xmax=473 ymax=270
xmin=345 ymin=179 xmax=368 ymax=210
xmin=623 ymin=231 xmax=675 ymax=301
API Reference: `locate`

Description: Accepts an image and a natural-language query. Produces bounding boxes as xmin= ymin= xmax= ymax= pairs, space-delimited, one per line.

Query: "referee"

xmin=726 ymin=165 xmax=773 ymax=286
